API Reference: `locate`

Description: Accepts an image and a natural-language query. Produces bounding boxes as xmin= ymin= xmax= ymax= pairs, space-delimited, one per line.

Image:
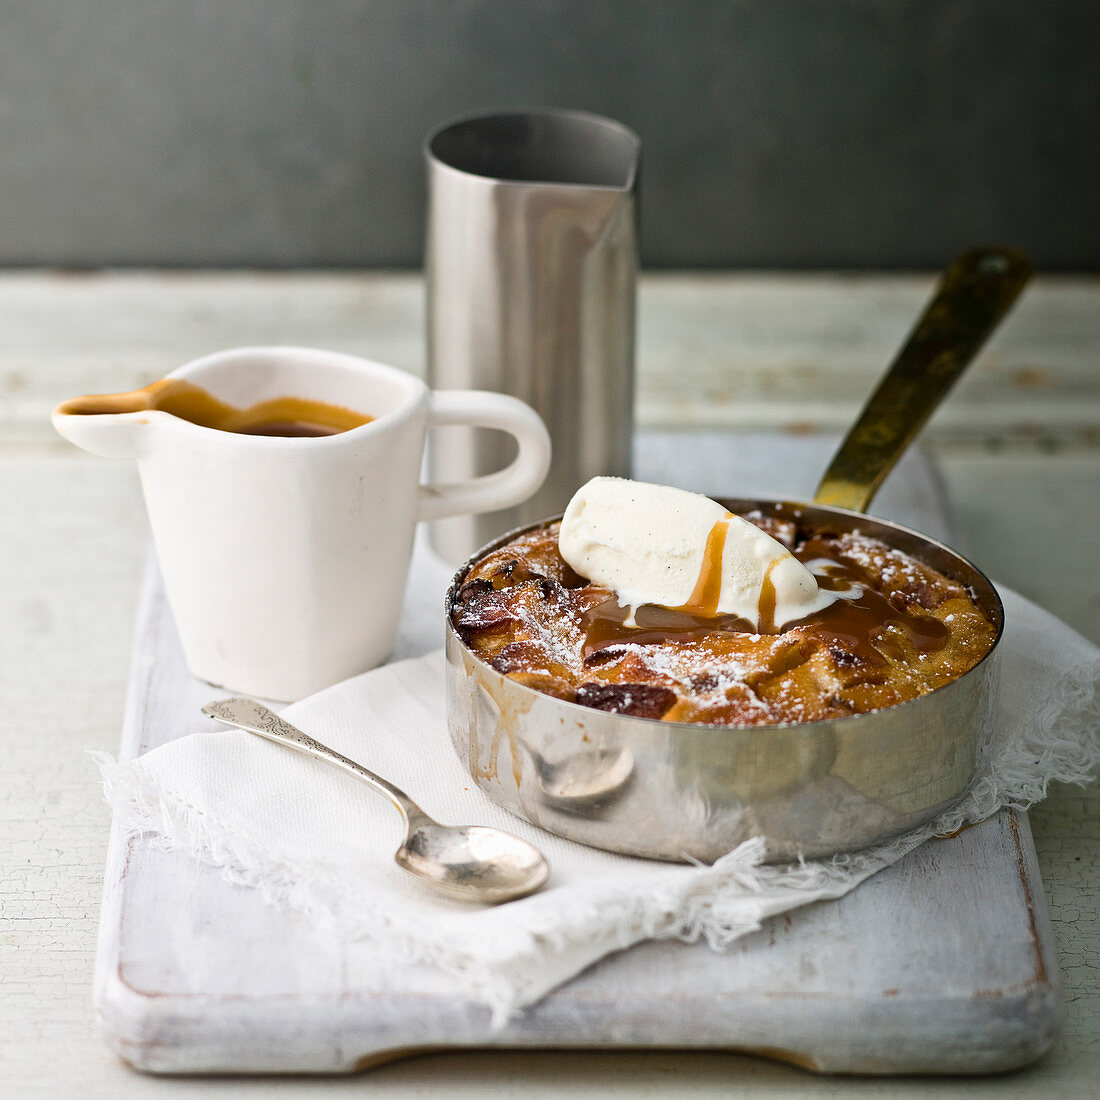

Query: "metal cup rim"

xmin=424 ymin=106 xmax=640 ymax=191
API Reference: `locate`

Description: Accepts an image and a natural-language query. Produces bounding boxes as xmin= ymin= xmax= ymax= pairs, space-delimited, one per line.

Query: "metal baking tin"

xmin=444 ymin=245 xmax=1027 ymax=862
xmin=445 ymin=500 xmax=1003 ymax=864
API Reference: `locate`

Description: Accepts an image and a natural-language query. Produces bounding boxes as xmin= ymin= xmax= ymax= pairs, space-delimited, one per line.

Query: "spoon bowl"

xmin=202 ymin=697 xmax=550 ymax=904
xmin=396 ymin=823 xmax=550 ymax=903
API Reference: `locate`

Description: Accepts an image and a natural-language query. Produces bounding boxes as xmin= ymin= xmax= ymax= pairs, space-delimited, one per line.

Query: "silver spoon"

xmin=201 ymin=697 xmax=550 ymax=904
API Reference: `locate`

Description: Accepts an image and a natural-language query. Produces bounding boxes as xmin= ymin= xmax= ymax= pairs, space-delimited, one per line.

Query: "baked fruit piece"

xmin=451 ymin=519 xmax=997 ymax=728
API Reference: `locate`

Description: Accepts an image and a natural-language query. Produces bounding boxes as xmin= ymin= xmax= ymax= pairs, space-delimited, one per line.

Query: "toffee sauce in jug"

xmin=56 ymin=378 xmax=373 ymax=438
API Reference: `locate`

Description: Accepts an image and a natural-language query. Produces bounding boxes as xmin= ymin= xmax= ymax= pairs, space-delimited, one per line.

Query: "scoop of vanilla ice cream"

xmin=558 ymin=477 xmax=838 ymax=629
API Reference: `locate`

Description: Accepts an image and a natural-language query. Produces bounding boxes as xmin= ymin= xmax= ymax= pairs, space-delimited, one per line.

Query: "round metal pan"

xmin=444 ymin=247 xmax=1031 ymax=862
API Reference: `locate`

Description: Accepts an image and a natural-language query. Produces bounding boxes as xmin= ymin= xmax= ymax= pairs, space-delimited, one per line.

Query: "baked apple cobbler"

xmin=450 ymin=479 xmax=997 ymax=728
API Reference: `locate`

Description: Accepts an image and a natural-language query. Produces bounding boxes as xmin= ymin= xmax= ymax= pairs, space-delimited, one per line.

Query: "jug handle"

xmin=418 ymin=391 xmax=551 ymax=523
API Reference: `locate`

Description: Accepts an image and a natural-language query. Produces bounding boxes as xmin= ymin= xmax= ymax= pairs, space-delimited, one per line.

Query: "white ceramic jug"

xmin=53 ymin=346 xmax=550 ymax=700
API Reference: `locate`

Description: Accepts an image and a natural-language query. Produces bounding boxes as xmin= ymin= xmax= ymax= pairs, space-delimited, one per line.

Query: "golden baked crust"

xmin=451 ymin=517 xmax=997 ymax=727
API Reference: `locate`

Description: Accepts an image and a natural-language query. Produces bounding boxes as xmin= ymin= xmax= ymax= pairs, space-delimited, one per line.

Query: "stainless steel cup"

xmin=425 ymin=108 xmax=640 ymax=562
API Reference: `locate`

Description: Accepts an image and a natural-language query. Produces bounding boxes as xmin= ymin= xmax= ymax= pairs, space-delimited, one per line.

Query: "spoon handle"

xmin=813 ymin=245 xmax=1033 ymax=513
xmin=202 ymin=697 xmax=429 ymax=826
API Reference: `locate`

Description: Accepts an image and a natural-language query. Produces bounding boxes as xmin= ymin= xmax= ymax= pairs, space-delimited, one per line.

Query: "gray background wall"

xmin=1 ymin=1 xmax=1095 ymax=269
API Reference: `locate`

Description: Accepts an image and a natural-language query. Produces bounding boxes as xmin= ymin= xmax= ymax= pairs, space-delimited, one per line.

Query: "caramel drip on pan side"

xmin=56 ymin=378 xmax=373 ymax=437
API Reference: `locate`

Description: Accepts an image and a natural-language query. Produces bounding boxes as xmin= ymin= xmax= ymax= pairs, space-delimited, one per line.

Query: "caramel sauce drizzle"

xmin=56 ymin=378 xmax=373 ymax=437
xmin=678 ymin=512 xmax=734 ymax=616
xmin=757 ymin=558 xmax=780 ymax=634
xmin=674 ymin=514 xmax=786 ymax=632
xmin=580 ymin=536 xmax=951 ymax=663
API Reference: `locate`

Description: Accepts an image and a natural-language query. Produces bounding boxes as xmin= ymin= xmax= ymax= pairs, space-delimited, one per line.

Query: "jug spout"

xmin=52 ymin=390 xmax=156 ymax=459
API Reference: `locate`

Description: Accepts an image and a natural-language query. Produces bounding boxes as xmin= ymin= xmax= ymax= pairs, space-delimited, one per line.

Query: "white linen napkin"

xmin=96 ymin=586 xmax=1099 ymax=1024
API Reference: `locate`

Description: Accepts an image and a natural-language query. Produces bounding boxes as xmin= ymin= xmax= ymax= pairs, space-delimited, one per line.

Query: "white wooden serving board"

xmin=93 ymin=433 xmax=1063 ymax=1076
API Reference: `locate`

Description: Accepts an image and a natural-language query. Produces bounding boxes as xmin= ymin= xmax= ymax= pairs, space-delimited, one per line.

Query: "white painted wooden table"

xmin=2 ymin=271 xmax=1097 ymax=1097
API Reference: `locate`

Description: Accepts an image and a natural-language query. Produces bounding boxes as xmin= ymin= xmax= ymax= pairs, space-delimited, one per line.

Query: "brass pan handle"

xmin=813 ymin=246 xmax=1033 ymax=514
